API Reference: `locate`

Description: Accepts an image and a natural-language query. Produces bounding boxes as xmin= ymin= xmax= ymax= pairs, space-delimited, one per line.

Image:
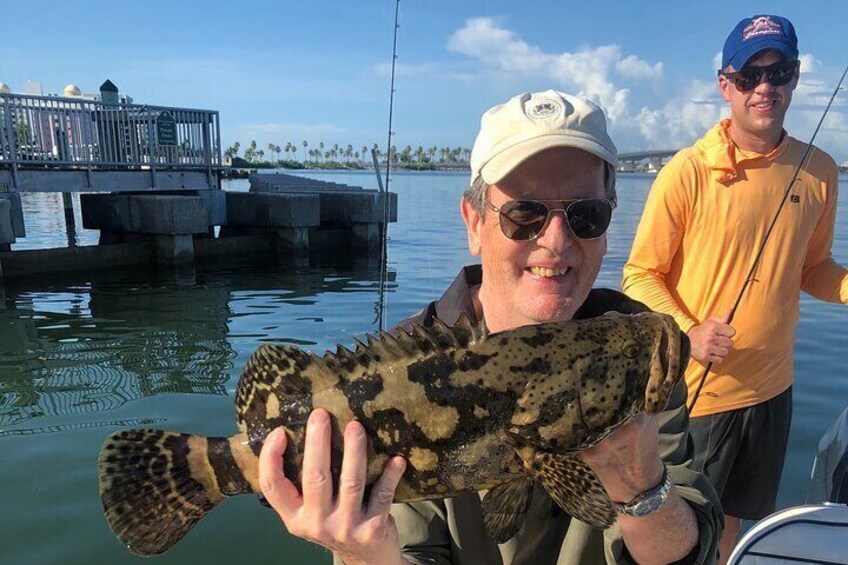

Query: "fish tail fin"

xmin=98 ymin=429 xmax=258 ymax=555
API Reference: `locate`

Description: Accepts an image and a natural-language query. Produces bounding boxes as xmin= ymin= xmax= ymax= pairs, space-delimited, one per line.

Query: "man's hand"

xmin=688 ymin=313 xmax=735 ymax=365
xmin=258 ymin=409 xmax=408 ymax=565
xmin=577 ymin=412 xmax=664 ymax=503
xmin=578 ymin=413 xmax=699 ymax=563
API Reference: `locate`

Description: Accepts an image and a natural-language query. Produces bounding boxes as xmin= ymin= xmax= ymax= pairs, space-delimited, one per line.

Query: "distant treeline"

xmin=223 ymin=140 xmax=471 ymax=171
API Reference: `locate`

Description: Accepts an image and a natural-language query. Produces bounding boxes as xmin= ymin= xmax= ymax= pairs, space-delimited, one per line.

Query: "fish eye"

xmin=623 ymin=341 xmax=640 ymax=359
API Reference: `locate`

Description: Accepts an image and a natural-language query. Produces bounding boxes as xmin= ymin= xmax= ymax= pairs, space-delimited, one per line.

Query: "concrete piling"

xmin=277 ymin=227 xmax=310 ymax=258
xmin=155 ymin=234 xmax=195 ymax=265
xmin=62 ymin=192 xmax=77 ymax=247
xmin=0 ymin=172 xmax=397 ymax=279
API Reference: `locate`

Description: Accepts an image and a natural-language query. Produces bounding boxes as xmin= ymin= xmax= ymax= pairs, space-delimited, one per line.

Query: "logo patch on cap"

xmin=526 ymin=99 xmax=561 ymax=120
xmin=743 ymin=16 xmax=784 ymax=41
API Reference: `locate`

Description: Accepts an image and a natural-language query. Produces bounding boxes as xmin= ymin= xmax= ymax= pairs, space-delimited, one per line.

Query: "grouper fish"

xmin=98 ymin=311 xmax=688 ymax=555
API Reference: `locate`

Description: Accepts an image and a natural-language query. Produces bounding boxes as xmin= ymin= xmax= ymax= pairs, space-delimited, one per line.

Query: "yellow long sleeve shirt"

xmin=622 ymin=120 xmax=847 ymax=417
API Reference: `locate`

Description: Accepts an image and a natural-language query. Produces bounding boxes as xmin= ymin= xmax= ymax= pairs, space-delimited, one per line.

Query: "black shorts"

xmin=688 ymin=387 xmax=793 ymax=520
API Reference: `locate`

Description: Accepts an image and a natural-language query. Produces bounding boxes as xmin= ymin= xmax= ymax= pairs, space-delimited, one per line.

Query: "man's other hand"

xmin=259 ymin=410 xmax=408 ymax=565
xmin=688 ymin=313 xmax=735 ymax=365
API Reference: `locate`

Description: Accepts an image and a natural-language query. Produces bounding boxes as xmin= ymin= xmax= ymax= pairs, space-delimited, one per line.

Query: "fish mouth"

xmin=678 ymin=331 xmax=691 ymax=374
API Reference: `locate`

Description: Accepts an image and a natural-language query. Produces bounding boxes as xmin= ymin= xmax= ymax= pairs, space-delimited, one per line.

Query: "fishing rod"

xmin=375 ymin=0 xmax=401 ymax=332
xmin=689 ymin=63 xmax=848 ymax=413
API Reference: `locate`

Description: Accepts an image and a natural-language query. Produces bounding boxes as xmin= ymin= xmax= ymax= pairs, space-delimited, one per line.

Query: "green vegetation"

xmin=223 ymin=140 xmax=471 ymax=171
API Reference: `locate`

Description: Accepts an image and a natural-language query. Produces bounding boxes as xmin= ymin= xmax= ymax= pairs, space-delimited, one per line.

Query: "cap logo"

xmin=742 ymin=16 xmax=784 ymax=41
xmin=526 ymin=100 xmax=561 ymax=120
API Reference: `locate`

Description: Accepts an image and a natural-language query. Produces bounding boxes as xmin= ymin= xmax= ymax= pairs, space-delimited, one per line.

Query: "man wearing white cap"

xmin=258 ymin=90 xmax=721 ymax=564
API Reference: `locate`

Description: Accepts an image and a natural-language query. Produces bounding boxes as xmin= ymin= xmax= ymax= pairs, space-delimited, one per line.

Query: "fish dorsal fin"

xmin=412 ymin=314 xmax=485 ymax=350
xmin=362 ymin=314 xmax=486 ymax=364
xmin=449 ymin=312 xmax=488 ymax=344
xmin=523 ymin=451 xmax=615 ymax=529
xmin=481 ymin=478 xmax=535 ymax=543
xmin=236 ymin=315 xmax=488 ymax=432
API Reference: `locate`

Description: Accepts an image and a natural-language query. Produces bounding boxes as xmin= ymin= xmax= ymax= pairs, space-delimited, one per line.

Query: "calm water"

xmin=1 ymin=171 xmax=846 ymax=564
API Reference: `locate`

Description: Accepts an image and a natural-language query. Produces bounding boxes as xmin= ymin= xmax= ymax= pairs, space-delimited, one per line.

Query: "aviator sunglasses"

xmin=484 ymin=198 xmax=614 ymax=241
xmin=720 ymin=59 xmax=799 ymax=92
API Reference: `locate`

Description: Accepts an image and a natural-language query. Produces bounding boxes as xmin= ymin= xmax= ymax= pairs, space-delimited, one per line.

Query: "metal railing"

xmin=0 ymin=93 xmax=221 ymax=173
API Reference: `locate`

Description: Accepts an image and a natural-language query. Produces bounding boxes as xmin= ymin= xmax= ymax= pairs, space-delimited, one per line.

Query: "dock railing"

xmin=0 ymin=93 xmax=221 ymax=179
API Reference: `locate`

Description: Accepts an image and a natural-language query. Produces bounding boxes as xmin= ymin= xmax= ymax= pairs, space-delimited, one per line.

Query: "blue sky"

xmin=2 ymin=0 xmax=847 ymax=162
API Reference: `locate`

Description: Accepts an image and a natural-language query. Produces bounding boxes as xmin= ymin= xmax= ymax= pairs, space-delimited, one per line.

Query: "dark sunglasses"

xmin=484 ymin=198 xmax=614 ymax=241
xmin=720 ymin=59 xmax=799 ymax=92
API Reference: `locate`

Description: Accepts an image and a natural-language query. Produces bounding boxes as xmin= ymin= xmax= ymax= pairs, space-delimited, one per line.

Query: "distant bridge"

xmin=619 ymin=152 xmax=848 ymax=174
xmin=617 ymin=149 xmax=680 ymax=172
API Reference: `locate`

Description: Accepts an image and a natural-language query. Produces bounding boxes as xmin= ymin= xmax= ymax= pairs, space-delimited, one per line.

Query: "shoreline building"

xmin=1 ymin=80 xmax=136 ymax=163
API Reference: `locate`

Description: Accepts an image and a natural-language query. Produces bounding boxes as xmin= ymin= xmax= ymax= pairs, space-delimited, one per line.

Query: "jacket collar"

xmin=694 ymin=119 xmax=789 ymax=184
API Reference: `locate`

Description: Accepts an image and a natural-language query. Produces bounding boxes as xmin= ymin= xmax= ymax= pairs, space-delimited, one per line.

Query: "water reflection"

xmin=0 ymin=260 xmax=394 ymax=434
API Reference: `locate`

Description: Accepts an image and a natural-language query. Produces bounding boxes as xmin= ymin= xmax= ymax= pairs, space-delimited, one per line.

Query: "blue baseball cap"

xmin=721 ymin=15 xmax=798 ymax=71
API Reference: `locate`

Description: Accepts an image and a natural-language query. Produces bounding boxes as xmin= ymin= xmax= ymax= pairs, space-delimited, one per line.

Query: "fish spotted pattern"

xmin=98 ymin=311 xmax=687 ymax=555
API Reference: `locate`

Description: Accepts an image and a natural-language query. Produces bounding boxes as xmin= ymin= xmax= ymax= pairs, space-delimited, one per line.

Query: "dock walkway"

xmin=0 ymin=91 xmax=396 ymax=300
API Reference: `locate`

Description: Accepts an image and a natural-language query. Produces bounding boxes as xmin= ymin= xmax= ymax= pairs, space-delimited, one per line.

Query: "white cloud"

xmin=799 ymin=53 xmax=819 ymax=73
xmin=447 ymin=17 xmax=547 ymax=72
xmin=784 ymin=58 xmax=848 ymax=155
xmin=627 ymin=80 xmax=723 ymax=149
xmin=616 ymin=55 xmax=663 ymax=79
xmin=712 ymin=51 xmax=723 ymax=72
xmin=446 ymin=18 xmax=661 ymax=122
xmin=445 ymin=20 xmax=846 ymax=157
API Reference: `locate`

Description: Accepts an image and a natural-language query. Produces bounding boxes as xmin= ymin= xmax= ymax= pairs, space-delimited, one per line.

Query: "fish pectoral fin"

xmin=527 ymin=452 xmax=616 ymax=530
xmin=481 ymin=478 xmax=535 ymax=543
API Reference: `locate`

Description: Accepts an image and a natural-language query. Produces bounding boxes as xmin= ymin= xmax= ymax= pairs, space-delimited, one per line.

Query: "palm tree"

xmin=224 ymin=142 xmax=240 ymax=160
xmin=415 ymin=146 xmax=427 ymax=168
xmin=399 ymin=145 xmax=412 ymax=165
xmin=244 ymin=140 xmax=257 ymax=162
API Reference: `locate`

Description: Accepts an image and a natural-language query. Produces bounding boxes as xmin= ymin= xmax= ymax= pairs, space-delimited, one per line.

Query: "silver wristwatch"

xmin=611 ymin=465 xmax=672 ymax=517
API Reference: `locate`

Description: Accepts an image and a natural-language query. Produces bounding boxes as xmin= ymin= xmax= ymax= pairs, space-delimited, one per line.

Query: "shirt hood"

xmin=693 ymin=119 xmax=789 ymax=183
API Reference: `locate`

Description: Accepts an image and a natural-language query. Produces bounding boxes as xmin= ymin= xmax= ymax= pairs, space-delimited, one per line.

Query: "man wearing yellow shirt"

xmin=622 ymin=14 xmax=848 ymax=564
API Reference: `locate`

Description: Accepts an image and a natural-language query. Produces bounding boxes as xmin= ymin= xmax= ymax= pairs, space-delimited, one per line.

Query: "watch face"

xmin=631 ymin=496 xmax=663 ymax=517
xmin=616 ymin=467 xmax=671 ymax=517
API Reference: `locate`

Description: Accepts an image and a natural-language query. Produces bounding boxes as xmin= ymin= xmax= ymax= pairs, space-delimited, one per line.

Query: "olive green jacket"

xmin=339 ymin=266 xmax=721 ymax=565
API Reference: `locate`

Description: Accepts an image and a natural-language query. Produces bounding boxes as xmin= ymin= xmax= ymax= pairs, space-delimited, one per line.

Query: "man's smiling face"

xmin=719 ymin=49 xmax=799 ymax=147
xmin=462 ymin=146 xmax=608 ymax=333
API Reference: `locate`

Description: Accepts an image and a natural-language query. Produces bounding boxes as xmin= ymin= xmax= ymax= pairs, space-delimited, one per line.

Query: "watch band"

xmin=611 ymin=465 xmax=672 ymax=517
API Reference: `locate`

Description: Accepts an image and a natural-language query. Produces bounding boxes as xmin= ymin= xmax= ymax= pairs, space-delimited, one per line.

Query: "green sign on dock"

xmin=156 ymin=112 xmax=177 ymax=146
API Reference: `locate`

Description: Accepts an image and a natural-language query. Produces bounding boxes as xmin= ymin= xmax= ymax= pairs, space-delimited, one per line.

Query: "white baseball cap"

xmin=470 ymin=90 xmax=618 ymax=185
